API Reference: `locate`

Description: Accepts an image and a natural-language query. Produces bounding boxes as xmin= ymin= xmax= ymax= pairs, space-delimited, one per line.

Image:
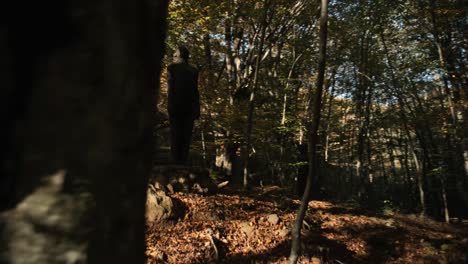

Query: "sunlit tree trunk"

xmin=411 ymin=143 xmax=426 ymax=216
xmin=323 ymin=69 xmax=336 ymax=162
xmin=440 ymin=174 xmax=450 ymax=223
xmin=281 ymin=52 xmax=302 ymax=125
xmin=402 ymin=135 xmax=414 ymax=206
xmin=224 ymin=15 xmax=235 ymax=105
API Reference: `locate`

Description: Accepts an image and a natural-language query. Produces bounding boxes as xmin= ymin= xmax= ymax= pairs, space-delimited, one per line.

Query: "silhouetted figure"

xmin=167 ymin=46 xmax=200 ymax=164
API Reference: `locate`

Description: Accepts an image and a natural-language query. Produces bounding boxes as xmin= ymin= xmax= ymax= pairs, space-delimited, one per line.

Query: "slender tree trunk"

xmin=281 ymin=53 xmax=302 ymax=125
xmin=204 ymin=33 xmax=214 ymax=93
xmin=440 ymin=174 xmax=450 ymax=223
xmin=202 ymin=33 xmax=216 ymax=167
xmin=386 ymin=136 xmax=398 ymax=182
xmin=201 ymin=129 xmax=207 ymax=167
xmin=289 ymin=0 xmax=328 ymax=262
xmin=224 ymin=15 xmax=235 ymax=105
xmin=414 ymin=130 xmax=430 ymax=217
xmin=323 ymin=69 xmax=336 ymax=162
xmin=242 ymin=0 xmax=270 ymax=188
xmin=378 ymin=152 xmax=388 ymax=185
xmin=412 ymin=146 xmax=426 ymax=216
xmin=429 ymin=2 xmax=468 ymax=208
xmin=354 ymin=32 xmax=372 ymax=194
xmin=403 ymin=136 xmax=414 ymax=206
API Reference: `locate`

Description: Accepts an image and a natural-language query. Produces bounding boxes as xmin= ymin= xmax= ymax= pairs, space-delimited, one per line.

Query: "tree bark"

xmin=323 ymin=68 xmax=336 ymax=162
xmin=242 ymin=0 xmax=271 ymax=188
xmin=0 ymin=1 xmax=168 ymax=263
xmin=281 ymin=52 xmax=302 ymax=125
xmin=289 ymin=0 xmax=328 ymax=262
xmin=429 ymin=1 xmax=468 ymax=209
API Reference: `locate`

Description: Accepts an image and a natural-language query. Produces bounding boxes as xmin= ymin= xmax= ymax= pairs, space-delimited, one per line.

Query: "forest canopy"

xmin=159 ymin=0 xmax=467 ymax=221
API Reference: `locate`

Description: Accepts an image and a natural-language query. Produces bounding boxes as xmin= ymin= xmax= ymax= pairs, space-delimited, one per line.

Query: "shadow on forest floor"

xmin=146 ymin=185 xmax=468 ymax=264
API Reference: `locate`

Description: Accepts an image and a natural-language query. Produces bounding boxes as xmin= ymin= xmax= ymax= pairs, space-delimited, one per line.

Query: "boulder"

xmin=150 ymin=166 xmax=218 ymax=194
xmin=145 ymin=184 xmax=185 ymax=224
xmin=0 ymin=171 xmax=92 ymax=264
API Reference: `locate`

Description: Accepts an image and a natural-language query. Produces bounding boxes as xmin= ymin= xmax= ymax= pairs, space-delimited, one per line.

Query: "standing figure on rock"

xmin=167 ymin=46 xmax=200 ymax=164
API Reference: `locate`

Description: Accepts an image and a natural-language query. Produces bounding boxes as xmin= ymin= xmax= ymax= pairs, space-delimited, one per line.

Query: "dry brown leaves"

xmin=146 ymin=187 xmax=468 ymax=263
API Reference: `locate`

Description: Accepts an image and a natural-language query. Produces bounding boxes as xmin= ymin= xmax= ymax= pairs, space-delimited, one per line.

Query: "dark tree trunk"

xmin=289 ymin=0 xmax=328 ymax=262
xmin=0 ymin=1 xmax=168 ymax=263
xmin=242 ymin=0 xmax=271 ymax=188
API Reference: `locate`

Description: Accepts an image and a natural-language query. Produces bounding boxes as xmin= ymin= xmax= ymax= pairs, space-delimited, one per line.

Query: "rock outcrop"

xmin=150 ymin=166 xmax=218 ymax=194
xmin=146 ymin=184 xmax=185 ymax=225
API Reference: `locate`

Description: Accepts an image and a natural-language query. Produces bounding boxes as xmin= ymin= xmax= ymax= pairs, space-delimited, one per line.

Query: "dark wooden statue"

xmin=167 ymin=46 xmax=200 ymax=164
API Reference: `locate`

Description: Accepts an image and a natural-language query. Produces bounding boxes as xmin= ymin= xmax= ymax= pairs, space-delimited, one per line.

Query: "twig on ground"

xmin=206 ymin=228 xmax=219 ymax=261
xmin=217 ymin=181 xmax=229 ymax=189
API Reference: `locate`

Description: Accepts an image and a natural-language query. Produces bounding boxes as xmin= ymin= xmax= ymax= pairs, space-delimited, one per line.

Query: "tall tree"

xmin=289 ymin=0 xmax=328 ymax=262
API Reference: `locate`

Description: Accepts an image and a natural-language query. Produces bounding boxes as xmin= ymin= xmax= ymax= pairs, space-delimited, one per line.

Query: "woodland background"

xmin=0 ymin=0 xmax=466 ymax=263
xmin=158 ymin=0 xmax=467 ymax=221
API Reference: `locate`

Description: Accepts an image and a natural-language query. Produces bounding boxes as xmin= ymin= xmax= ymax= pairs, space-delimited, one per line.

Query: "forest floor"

xmin=145 ymin=186 xmax=468 ymax=264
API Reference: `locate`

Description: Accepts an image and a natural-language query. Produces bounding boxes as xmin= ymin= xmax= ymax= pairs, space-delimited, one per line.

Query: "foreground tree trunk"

xmin=0 ymin=1 xmax=168 ymax=263
xmin=289 ymin=0 xmax=328 ymax=263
